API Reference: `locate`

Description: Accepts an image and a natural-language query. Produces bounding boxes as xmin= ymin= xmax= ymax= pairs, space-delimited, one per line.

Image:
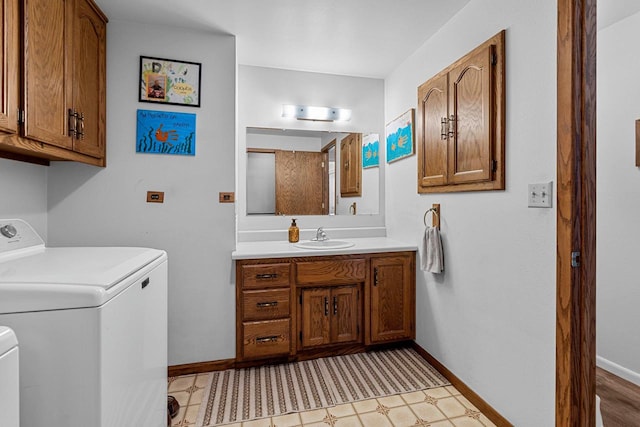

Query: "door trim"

xmin=556 ymin=0 xmax=597 ymax=425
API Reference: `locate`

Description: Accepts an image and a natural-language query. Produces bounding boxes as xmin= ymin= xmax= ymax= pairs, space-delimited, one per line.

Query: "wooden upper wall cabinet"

xmin=0 ymin=0 xmax=107 ymax=166
xmin=417 ymin=31 xmax=505 ymax=193
xmin=340 ymin=133 xmax=362 ymax=197
xmin=0 ymin=0 xmax=19 ymax=135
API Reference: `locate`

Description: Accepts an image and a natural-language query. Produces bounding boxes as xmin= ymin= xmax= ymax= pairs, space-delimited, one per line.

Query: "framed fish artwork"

xmin=136 ymin=109 xmax=196 ymax=156
xmin=139 ymin=56 xmax=201 ymax=107
xmin=386 ymin=108 xmax=415 ymax=163
xmin=362 ymin=133 xmax=380 ymax=168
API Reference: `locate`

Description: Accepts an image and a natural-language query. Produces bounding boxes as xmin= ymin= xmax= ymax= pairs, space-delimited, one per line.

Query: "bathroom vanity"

xmin=233 ymin=239 xmax=417 ymax=364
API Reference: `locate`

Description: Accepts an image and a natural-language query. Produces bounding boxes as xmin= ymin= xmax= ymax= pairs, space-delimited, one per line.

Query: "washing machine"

xmin=0 ymin=326 xmax=19 ymax=427
xmin=0 ymin=219 xmax=168 ymax=427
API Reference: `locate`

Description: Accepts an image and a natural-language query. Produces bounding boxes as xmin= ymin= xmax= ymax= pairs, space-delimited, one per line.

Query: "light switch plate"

xmin=528 ymin=182 xmax=553 ymax=208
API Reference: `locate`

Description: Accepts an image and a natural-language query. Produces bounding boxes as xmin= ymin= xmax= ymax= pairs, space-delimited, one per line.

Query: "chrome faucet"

xmin=314 ymin=227 xmax=328 ymax=241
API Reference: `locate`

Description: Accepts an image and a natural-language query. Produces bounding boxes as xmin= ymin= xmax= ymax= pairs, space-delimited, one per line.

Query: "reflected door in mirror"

xmin=275 ymin=150 xmax=328 ymax=215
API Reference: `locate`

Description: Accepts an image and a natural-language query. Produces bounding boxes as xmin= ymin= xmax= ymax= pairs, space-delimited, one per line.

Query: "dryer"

xmin=0 ymin=219 xmax=168 ymax=427
xmin=0 ymin=326 xmax=19 ymax=427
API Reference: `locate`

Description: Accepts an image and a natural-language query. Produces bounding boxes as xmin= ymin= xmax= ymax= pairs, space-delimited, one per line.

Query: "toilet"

xmin=0 ymin=326 xmax=19 ymax=427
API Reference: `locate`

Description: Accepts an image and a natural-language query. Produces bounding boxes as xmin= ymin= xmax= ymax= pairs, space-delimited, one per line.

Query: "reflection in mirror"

xmin=245 ymin=127 xmax=379 ymax=216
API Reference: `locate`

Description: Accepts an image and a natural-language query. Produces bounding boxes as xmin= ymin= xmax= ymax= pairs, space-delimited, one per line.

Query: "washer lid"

xmin=0 ymin=247 xmax=166 ymax=313
xmin=0 ymin=327 xmax=18 ymax=354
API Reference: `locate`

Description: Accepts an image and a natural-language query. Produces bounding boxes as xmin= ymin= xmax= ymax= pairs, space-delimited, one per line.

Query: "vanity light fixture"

xmin=282 ymin=104 xmax=352 ymax=122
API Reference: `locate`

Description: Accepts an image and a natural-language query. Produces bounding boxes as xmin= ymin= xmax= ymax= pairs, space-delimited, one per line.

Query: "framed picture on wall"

xmin=386 ymin=108 xmax=415 ymax=163
xmin=139 ymin=56 xmax=202 ymax=107
xmin=136 ymin=109 xmax=196 ymax=156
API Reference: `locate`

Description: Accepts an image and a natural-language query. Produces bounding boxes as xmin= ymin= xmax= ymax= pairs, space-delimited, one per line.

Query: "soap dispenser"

xmin=288 ymin=218 xmax=299 ymax=243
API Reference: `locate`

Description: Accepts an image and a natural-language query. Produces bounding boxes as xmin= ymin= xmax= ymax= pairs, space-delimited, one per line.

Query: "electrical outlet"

xmin=219 ymin=192 xmax=235 ymax=203
xmin=146 ymin=191 xmax=164 ymax=203
xmin=528 ymin=182 xmax=553 ymax=208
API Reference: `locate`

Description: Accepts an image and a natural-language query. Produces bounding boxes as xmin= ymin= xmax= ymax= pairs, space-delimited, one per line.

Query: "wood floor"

xmin=596 ymin=367 xmax=640 ymax=427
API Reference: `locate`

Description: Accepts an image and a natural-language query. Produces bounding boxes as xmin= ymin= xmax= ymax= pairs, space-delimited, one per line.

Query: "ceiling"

xmin=94 ymin=0 xmax=471 ymax=79
xmin=95 ymin=1 xmax=640 ymax=79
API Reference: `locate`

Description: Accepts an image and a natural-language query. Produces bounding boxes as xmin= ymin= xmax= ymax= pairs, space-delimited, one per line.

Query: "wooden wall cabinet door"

xmin=70 ymin=0 xmax=107 ymax=159
xmin=300 ymin=285 xmax=360 ymax=348
xmin=23 ymin=0 xmax=73 ymax=149
xmin=0 ymin=0 xmax=106 ymax=166
xmin=370 ymin=254 xmax=415 ymax=343
xmin=24 ymin=0 xmax=107 ymax=159
xmin=417 ymin=31 xmax=505 ymax=193
xmin=448 ymin=44 xmax=493 ymax=185
xmin=0 ymin=0 xmax=18 ymax=134
xmin=340 ymin=133 xmax=362 ymax=197
xmin=417 ymin=72 xmax=448 ymax=188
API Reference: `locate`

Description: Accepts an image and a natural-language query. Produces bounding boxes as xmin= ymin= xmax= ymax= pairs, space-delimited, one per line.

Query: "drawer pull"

xmin=256 ymin=301 xmax=278 ymax=308
xmin=256 ymin=335 xmax=279 ymax=344
xmin=333 ymin=296 xmax=338 ymax=315
xmin=256 ymin=273 xmax=278 ymax=280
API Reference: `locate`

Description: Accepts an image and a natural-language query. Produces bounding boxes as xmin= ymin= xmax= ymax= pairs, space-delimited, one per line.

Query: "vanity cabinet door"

xmin=330 ymin=285 xmax=360 ymax=344
xmin=300 ymin=288 xmax=331 ymax=348
xmin=300 ymin=285 xmax=361 ymax=348
xmin=370 ymin=254 xmax=415 ymax=343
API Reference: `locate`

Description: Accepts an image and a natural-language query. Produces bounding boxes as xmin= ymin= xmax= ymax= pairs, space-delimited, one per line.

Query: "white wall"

xmin=384 ymin=1 xmax=556 ymax=425
xmin=0 ymin=158 xmax=48 ymax=238
xmin=237 ymin=65 xmax=385 ymax=239
xmin=596 ymin=10 xmax=640 ymax=386
xmin=46 ymin=20 xmax=236 ymax=365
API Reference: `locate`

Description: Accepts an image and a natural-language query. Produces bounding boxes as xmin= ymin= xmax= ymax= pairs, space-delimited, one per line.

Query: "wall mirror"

xmin=246 ymin=127 xmax=380 ymax=216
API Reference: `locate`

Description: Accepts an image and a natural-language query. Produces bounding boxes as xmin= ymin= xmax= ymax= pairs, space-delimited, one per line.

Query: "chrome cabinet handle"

xmin=373 ymin=267 xmax=379 ymax=286
xmin=324 ymin=297 xmax=329 ymax=316
xmin=333 ymin=296 xmax=337 ymax=315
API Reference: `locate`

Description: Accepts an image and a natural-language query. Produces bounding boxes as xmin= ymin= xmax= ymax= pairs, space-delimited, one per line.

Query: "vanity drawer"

xmin=296 ymin=259 xmax=366 ymax=285
xmin=242 ymin=263 xmax=291 ymax=289
xmin=243 ymin=289 xmax=290 ymax=321
xmin=242 ymin=319 xmax=291 ymax=359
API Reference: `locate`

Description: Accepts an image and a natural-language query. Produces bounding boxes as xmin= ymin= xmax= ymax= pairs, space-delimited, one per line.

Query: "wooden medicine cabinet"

xmin=416 ymin=31 xmax=505 ymax=193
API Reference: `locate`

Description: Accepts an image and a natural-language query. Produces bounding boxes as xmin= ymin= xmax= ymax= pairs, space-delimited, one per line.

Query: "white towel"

xmin=421 ymin=226 xmax=444 ymax=273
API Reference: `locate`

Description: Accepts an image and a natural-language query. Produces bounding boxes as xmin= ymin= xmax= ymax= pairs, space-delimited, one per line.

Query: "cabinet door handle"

xmin=68 ymin=109 xmax=77 ymax=137
xmin=448 ymin=114 xmax=456 ymax=139
xmin=324 ymin=297 xmax=329 ymax=316
xmin=373 ymin=267 xmax=379 ymax=286
xmin=333 ymin=296 xmax=337 ymax=315
xmin=440 ymin=117 xmax=448 ymax=140
xmin=256 ymin=301 xmax=278 ymax=308
xmin=77 ymin=112 xmax=85 ymax=140
xmin=256 ymin=273 xmax=277 ymax=280
xmin=256 ymin=335 xmax=279 ymax=344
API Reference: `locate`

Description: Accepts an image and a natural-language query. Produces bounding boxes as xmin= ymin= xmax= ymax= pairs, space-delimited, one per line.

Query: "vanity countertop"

xmin=232 ymin=237 xmax=418 ymax=260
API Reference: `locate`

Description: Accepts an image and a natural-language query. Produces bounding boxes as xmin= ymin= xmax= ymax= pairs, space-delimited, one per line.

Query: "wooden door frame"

xmin=321 ymin=139 xmax=337 ymax=215
xmin=556 ymin=0 xmax=597 ymax=425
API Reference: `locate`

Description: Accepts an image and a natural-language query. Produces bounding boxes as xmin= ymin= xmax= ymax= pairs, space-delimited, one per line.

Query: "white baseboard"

xmin=596 ymin=355 xmax=640 ymax=387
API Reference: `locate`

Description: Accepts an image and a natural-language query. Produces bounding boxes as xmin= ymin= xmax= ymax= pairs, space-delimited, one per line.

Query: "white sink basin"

xmin=294 ymin=240 xmax=355 ymax=250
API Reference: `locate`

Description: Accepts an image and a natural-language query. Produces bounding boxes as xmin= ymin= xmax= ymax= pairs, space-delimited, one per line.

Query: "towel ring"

xmin=423 ymin=208 xmax=439 ymax=226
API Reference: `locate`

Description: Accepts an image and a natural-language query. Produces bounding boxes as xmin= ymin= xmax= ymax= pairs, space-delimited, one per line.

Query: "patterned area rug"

xmin=196 ymin=347 xmax=449 ymax=426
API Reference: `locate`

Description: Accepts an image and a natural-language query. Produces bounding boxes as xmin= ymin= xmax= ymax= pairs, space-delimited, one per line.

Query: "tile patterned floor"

xmin=168 ymin=374 xmax=497 ymax=427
